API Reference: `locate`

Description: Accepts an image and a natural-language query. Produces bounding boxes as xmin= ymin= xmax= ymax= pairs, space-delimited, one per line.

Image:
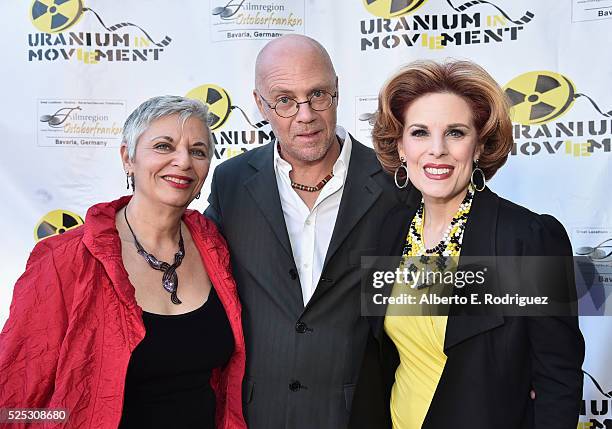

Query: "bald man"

xmin=205 ymin=35 xmax=413 ymax=429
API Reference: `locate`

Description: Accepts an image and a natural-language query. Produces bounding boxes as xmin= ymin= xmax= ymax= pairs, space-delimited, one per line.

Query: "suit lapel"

xmin=444 ymin=187 xmax=504 ymax=351
xmin=369 ymin=199 xmax=418 ymax=339
xmin=367 ymin=187 xmax=506 ymax=350
xmin=302 ymin=139 xmax=385 ymax=311
xmin=244 ymin=143 xmax=294 ymax=261
xmin=322 ymin=138 xmax=383 ymax=269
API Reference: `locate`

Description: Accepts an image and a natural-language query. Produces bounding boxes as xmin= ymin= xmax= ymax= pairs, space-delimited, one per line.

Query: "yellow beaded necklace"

xmin=402 ymin=185 xmax=475 ymax=276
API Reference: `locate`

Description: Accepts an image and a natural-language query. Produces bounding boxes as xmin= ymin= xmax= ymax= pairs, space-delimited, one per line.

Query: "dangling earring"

xmin=126 ymin=173 xmax=135 ymax=191
xmin=195 ymin=192 xmax=201 ymax=200
xmin=394 ymin=157 xmax=409 ymax=189
xmin=470 ymin=159 xmax=486 ymax=192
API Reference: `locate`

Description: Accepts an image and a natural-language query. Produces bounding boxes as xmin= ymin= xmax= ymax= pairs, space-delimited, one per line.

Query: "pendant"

xmin=163 ymin=276 xmax=176 ymax=293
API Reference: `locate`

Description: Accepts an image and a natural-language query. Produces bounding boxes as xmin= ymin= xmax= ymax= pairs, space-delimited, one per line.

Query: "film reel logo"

xmin=504 ymin=71 xmax=612 ymax=125
xmin=34 ymin=209 xmax=84 ymax=242
xmin=186 ymin=84 xmax=267 ymax=131
xmin=363 ymin=0 xmax=427 ymax=18
xmin=581 ymin=370 xmax=612 ymax=426
xmin=30 ymin=0 xmax=171 ymax=47
xmin=583 ymin=370 xmax=612 ymax=399
xmin=363 ymin=0 xmax=533 ymax=24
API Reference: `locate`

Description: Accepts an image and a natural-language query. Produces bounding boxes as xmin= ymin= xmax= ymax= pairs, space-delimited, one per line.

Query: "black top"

xmin=119 ymin=287 xmax=234 ymax=429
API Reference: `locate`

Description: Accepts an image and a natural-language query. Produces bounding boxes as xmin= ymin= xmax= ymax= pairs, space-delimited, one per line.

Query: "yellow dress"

xmin=384 ymin=189 xmax=472 ymax=429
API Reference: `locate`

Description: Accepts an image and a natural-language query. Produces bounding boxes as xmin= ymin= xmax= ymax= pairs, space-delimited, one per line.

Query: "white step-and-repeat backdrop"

xmin=1 ymin=1 xmax=610 ymax=426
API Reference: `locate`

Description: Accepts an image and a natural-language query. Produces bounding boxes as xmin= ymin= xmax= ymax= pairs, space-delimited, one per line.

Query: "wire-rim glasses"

xmin=258 ymin=90 xmax=337 ymax=118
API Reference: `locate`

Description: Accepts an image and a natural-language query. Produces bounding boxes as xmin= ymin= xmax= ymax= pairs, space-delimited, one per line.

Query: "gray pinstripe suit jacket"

xmin=205 ymin=135 xmax=414 ymax=429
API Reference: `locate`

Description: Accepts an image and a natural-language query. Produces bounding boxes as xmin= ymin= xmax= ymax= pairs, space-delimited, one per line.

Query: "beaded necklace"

xmin=402 ymin=185 xmax=475 ymax=273
xmin=291 ymin=172 xmax=334 ymax=192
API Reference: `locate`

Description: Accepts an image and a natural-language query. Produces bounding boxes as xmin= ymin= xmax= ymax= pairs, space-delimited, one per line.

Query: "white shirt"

xmin=273 ymin=126 xmax=352 ymax=306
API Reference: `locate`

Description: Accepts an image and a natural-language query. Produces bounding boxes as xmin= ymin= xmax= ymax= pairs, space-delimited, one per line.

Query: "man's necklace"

xmin=291 ymin=172 xmax=334 ymax=192
xmin=277 ymin=140 xmax=335 ymax=192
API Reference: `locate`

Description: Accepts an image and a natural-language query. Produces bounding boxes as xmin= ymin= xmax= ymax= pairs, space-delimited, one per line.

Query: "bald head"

xmin=254 ymin=35 xmax=336 ymax=90
xmin=252 ymin=34 xmax=339 ymax=166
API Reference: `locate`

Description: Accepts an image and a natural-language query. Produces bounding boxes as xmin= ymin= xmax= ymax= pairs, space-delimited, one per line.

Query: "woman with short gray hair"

xmin=0 ymin=95 xmax=247 ymax=429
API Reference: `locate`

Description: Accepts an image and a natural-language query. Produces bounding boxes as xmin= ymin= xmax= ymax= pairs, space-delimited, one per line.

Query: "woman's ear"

xmin=120 ymin=144 xmax=132 ymax=173
xmin=397 ymin=140 xmax=405 ymax=161
xmin=474 ymin=142 xmax=484 ymax=162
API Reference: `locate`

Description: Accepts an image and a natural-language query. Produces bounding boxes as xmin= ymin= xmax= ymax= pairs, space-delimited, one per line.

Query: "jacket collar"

xmin=323 ymin=136 xmax=383 ymax=269
xmin=305 ymin=137 xmax=386 ymax=310
xmin=368 ymin=192 xmax=419 ymax=338
xmin=377 ymin=186 xmax=501 ymax=257
xmin=444 ymin=186 xmax=504 ymax=351
xmin=81 ymin=196 xmax=213 ymax=310
xmin=244 ymin=134 xmax=385 ymax=267
xmin=371 ymin=187 xmax=505 ymax=351
xmin=82 ymin=196 xmax=136 ymax=309
xmin=245 ymin=142 xmax=294 ymax=260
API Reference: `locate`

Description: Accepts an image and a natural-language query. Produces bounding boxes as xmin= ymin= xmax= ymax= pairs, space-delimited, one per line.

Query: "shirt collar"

xmin=273 ymin=126 xmax=352 ymax=183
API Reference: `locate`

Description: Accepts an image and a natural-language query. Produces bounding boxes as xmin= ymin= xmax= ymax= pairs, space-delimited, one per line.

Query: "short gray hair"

xmin=122 ymin=95 xmax=214 ymax=160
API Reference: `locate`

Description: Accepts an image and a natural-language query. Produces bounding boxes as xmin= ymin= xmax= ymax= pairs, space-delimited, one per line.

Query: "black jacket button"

xmin=295 ymin=322 xmax=308 ymax=333
xmin=289 ymin=380 xmax=302 ymax=391
xmin=289 ymin=268 xmax=298 ymax=280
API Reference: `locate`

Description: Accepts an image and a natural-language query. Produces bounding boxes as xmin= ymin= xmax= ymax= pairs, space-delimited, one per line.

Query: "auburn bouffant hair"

xmin=373 ymin=60 xmax=513 ymax=181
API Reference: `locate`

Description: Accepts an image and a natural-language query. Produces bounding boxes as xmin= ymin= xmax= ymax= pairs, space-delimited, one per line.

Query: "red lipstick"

xmin=423 ymin=163 xmax=454 ymax=180
xmin=162 ymin=175 xmax=193 ymax=189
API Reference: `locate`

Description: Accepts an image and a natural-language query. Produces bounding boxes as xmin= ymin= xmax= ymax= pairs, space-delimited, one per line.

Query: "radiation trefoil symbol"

xmin=504 ymin=71 xmax=612 ymax=125
xmin=31 ymin=0 xmax=83 ymax=33
xmin=30 ymin=0 xmax=171 ymax=46
xmin=504 ymin=71 xmax=576 ymax=125
xmin=186 ymin=84 xmax=267 ymax=131
xmin=34 ymin=209 xmax=84 ymax=242
xmin=362 ymin=0 xmax=427 ymax=19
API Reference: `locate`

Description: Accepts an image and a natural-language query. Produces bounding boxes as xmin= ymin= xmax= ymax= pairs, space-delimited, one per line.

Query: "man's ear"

xmin=335 ymin=76 xmax=339 ymax=104
xmin=253 ymin=89 xmax=268 ymax=120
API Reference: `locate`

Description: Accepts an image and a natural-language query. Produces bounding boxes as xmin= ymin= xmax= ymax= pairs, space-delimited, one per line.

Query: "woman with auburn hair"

xmin=0 ymin=95 xmax=246 ymax=429
xmin=349 ymin=60 xmax=584 ymax=429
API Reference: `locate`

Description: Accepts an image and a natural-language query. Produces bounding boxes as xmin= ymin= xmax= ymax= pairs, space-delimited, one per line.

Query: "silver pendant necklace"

xmin=124 ymin=207 xmax=185 ymax=305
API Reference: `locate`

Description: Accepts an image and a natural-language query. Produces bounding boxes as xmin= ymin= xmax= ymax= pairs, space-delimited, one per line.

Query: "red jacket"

xmin=0 ymin=196 xmax=247 ymax=429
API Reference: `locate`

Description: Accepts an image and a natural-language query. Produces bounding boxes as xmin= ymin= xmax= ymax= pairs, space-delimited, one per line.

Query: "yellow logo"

xmin=34 ymin=209 xmax=84 ymax=242
xmin=29 ymin=0 xmax=171 ymax=47
xmin=362 ymin=0 xmax=535 ymax=23
xmin=504 ymin=71 xmax=576 ymax=125
xmin=186 ymin=84 xmax=267 ymax=131
xmin=186 ymin=84 xmax=233 ymax=131
xmin=504 ymin=71 xmax=612 ymax=125
xmin=30 ymin=0 xmax=84 ymax=33
xmin=362 ymin=0 xmax=427 ymax=18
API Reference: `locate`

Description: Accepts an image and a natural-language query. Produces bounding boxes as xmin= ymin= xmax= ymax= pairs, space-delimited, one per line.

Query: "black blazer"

xmin=205 ymin=137 xmax=418 ymax=429
xmin=349 ymin=187 xmax=585 ymax=429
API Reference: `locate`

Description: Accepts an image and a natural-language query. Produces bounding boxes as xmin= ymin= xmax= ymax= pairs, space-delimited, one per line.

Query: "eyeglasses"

xmin=258 ymin=90 xmax=337 ymax=118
